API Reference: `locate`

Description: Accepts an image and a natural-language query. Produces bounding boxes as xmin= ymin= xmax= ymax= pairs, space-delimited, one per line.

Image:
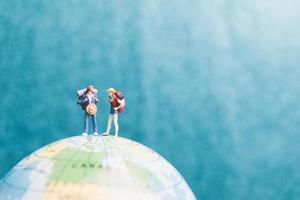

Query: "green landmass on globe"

xmin=0 ymin=136 xmax=196 ymax=200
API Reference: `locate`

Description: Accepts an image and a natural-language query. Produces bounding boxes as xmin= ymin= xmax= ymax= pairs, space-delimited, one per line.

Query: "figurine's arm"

xmin=77 ymin=96 xmax=88 ymax=105
xmin=114 ymin=98 xmax=125 ymax=110
xmin=94 ymin=96 xmax=99 ymax=103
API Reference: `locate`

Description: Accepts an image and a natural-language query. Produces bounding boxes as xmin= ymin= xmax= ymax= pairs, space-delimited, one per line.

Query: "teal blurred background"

xmin=1 ymin=0 xmax=300 ymax=199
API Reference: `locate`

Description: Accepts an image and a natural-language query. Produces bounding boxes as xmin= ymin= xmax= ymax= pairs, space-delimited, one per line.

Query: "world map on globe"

xmin=0 ymin=136 xmax=196 ymax=200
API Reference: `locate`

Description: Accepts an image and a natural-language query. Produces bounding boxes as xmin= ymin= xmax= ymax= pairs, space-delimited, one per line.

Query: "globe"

xmin=0 ymin=136 xmax=196 ymax=200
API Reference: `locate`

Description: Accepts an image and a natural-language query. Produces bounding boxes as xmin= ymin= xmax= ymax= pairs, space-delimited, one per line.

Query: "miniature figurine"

xmin=103 ymin=88 xmax=125 ymax=137
xmin=77 ymin=85 xmax=99 ymax=136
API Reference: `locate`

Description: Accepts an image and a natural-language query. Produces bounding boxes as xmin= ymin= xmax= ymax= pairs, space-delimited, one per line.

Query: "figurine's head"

xmin=86 ymin=85 xmax=95 ymax=94
xmin=107 ymin=88 xmax=116 ymax=97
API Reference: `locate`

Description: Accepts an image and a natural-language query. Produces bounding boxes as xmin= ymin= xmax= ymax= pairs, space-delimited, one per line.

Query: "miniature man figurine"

xmin=103 ymin=88 xmax=125 ymax=137
xmin=77 ymin=85 xmax=99 ymax=136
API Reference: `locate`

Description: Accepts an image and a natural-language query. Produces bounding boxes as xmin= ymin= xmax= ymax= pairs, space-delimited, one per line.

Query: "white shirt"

xmin=87 ymin=93 xmax=93 ymax=103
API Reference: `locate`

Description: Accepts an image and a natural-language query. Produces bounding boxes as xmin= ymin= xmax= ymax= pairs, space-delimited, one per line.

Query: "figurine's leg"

xmin=83 ymin=112 xmax=88 ymax=135
xmin=105 ymin=114 xmax=113 ymax=134
xmin=92 ymin=114 xmax=98 ymax=135
xmin=113 ymin=114 xmax=119 ymax=137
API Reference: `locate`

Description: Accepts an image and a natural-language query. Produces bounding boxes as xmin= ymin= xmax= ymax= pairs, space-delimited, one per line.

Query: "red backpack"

xmin=115 ymin=91 xmax=125 ymax=113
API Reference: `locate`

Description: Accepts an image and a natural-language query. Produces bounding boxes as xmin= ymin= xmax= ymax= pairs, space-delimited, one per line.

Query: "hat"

xmin=86 ymin=85 xmax=95 ymax=93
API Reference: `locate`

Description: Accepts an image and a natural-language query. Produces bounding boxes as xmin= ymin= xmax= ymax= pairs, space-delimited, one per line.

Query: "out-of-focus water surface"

xmin=1 ymin=1 xmax=300 ymax=199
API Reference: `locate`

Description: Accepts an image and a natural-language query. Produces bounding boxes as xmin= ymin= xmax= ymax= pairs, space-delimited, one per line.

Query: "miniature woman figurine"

xmin=103 ymin=88 xmax=125 ymax=137
xmin=77 ymin=85 xmax=99 ymax=136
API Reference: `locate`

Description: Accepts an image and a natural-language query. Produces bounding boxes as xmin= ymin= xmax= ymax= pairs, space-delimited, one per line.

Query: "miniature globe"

xmin=0 ymin=136 xmax=196 ymax=200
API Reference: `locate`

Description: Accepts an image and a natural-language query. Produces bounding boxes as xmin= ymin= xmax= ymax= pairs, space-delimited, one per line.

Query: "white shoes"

xmin=82 ymin=132 xmax=118 ymax=137
xmin=82 ymin=132 xmax=98 ymax=136
xmin=82 ymin=132 xmax=88 ymax=136
xmin=93 ymin=132 xmax=99 ymax=136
